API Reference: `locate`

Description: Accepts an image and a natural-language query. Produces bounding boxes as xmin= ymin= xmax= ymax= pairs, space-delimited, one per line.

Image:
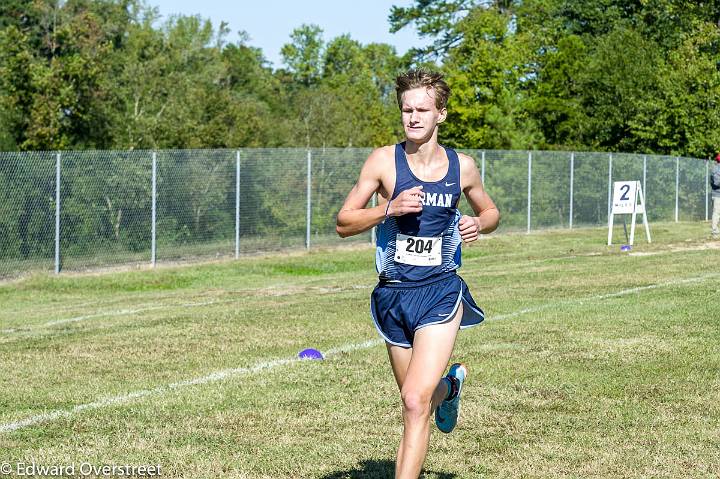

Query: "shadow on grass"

xmin=320 ymin=459 xmax=457 ymax=479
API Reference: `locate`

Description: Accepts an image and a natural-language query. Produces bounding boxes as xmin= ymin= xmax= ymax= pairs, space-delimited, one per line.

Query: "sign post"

xmin=608 ymin=180 xmax=651 ymax=246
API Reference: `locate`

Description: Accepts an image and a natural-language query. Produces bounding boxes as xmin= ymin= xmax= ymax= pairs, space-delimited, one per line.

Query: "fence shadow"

xmin=319 ymin=459 xmax=457 ymax=479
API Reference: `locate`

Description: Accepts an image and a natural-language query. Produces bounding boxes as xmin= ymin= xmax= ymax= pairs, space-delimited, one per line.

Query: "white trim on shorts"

xmin=459 ymin=294 xmax=485 ymax=329
xmin=369 ymin=304 xmax=412 ymax=348
xmin=370 ymin=276 xmax=484 ymax=348
xmin=413 ymin=284 xmax=463 ymax=332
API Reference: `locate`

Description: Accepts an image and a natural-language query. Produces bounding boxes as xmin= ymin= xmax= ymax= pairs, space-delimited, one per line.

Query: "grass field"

xmin=1 ymin=222 xmax=718 ymax=478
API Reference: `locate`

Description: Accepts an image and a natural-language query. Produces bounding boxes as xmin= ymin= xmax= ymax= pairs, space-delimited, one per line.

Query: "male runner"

xmin=336 ymin=69 xmax=500 ymax=479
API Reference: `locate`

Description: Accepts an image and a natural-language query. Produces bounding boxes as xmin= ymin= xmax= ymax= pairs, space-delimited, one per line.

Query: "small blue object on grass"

xmin=298 ymin=348 xmax=324 ymax=360
xmin=620 ymin=245 xmax=632 ymax=252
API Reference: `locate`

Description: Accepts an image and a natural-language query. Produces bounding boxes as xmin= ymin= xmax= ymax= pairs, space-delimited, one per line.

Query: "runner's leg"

xmin=386 ymin=343 xmax=412 ymax=470
xmin=386 ymin=343 xmax=412 ymax=390
xmin=394 ymin=304 xmax=463 ymax=479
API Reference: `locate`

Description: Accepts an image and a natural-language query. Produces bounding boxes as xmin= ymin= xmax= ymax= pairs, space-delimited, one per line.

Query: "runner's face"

xmin=400 ymin=87 xmax=447 ymax=143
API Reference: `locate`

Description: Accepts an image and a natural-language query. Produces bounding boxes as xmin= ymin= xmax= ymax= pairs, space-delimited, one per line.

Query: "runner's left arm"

xmin=458 ymin=153 xmax=500 ymax=243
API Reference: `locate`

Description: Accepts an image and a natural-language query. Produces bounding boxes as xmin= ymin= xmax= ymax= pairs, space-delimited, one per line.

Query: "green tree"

xmin=0 ymin=0 xmax=139 ymax=150
xmin=222 ymin=37 xmax=293 ymax=147
xmin=391 ymin=0 xmax=720 ymax=156
xmin=657 ymin=23 xmax=720 ymax=157
xmin=279 ymin=29 xmax=405 ymax=147
xmin=280 ymin=24 xmax=324 ymax=86
xmin=441 ymin=5 xmax=541 ymax=149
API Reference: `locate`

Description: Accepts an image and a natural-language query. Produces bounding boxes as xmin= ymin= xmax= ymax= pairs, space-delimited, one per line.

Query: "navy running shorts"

xmin=370 ymin=271 xmax=484 ymax=348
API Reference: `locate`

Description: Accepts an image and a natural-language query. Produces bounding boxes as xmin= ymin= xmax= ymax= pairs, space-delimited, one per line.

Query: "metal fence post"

xmin=235 ymin=150 xmax=240 ymax=259
xmin=707 ymin=159 xmax=710 ymax=222
xmin=55 ymin=152 xmax=61 ymax=274
xmin=607 ymin=153 xmax=613 ymax=219
xmin=481 ymin=150 xmax=486 ymax=184
xmin=569 ymin=152 xmax=574 ymax=229
xmin=527 ymin=151 xmax=532 ymax=233
xmin=306 ymin=149 xmax=312 ymax=250
xmin=151 ymin=152 xmax=157 ymax=267
xmin=675 ymin=157 xmax=679 ymax=223
xmin=643 ymin=155 xmax=647 ymax=200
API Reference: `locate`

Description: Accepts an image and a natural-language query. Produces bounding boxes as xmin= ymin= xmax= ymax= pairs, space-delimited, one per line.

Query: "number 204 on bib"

xmin=395 ymin=234 xmax=442 ymax=266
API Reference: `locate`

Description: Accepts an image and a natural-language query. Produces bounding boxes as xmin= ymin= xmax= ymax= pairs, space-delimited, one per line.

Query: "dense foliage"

xmin=0 ymin=1 xmax=716 ymax=271
xmin=0 ymin=0 xmax=718 ymax=156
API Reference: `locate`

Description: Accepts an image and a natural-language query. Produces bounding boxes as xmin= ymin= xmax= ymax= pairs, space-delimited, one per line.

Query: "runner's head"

xmin=395 ymin=70 xmax=451 ymax=112
xmin=395 ymin=70 xmax=451 ymax=143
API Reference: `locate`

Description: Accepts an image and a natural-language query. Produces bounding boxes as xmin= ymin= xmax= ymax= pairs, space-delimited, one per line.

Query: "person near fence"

xmin=712 ymin=153 xmax=720 ymax=239
xmin=336 ymin=69 xmax=500 ymax=478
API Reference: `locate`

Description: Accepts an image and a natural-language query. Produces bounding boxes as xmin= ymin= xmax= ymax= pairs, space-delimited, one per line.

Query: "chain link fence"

xmin=0 ymin=148 xmax=711 ymax=278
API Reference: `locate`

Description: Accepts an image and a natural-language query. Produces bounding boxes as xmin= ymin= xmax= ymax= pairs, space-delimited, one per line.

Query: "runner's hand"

xmin=458 ymin=215 xmax=479 ymax=243
xmin=387 ymin=186 xmax=424 ymax=217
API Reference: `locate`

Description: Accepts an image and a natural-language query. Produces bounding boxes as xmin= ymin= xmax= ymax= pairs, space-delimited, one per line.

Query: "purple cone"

xmin=298 ymin=348 xmax=324 ymax=360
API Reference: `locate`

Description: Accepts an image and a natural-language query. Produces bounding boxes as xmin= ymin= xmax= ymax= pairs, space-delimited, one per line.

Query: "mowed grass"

xmin=0 ymin=222 xmax=718 ymax=478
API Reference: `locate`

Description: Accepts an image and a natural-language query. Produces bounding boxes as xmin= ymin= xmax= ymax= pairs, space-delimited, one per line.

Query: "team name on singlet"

xmin=422 ymin=192 xmax=453 ymax=208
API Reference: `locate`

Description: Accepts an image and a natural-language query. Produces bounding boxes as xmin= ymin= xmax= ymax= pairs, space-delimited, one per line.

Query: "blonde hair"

xmin=395 ymin=69 xmax=451 ymax=111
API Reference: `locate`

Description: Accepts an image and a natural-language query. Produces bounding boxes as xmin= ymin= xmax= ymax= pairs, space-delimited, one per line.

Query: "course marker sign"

xmin=608 ymin=180 xmax=651 ymax=246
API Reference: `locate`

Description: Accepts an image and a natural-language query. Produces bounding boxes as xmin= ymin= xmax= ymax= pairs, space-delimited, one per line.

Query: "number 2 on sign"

xmin=619 ymin=184 xmax=630 ymax=201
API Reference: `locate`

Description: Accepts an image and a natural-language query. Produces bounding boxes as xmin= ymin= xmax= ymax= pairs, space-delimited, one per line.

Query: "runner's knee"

xmin=401 ymin=387 xmax=433 ymax=419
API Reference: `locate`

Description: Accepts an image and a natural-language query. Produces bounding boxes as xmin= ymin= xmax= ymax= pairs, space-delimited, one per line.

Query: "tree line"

xmin=1 ymin=0 xmax=718 ymax=157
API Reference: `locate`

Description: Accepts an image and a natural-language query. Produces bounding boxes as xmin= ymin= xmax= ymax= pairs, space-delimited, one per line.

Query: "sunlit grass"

xmin=0 ymin=221 xmax=718 ymax=478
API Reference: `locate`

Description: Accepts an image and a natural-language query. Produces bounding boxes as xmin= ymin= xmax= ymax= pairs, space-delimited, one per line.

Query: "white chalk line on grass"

xmin=0 ymin=338 xmax=383 ymax=434
xmin=1 ymin=271 xmax=717 ymax=434
xmin=0 ymin=285 xmax=371 ymax=334
xmin=0 ymin=300 xmax=228 ymax=334
xmin=491 ymin=271 xmax=720 ymax=321
xmin=4 ymin=241 xmax=714 ymax=334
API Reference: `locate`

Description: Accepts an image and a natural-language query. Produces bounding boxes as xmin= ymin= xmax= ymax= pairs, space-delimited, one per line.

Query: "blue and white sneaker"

xmin=435 ymin=363 xmax=467 ymax=434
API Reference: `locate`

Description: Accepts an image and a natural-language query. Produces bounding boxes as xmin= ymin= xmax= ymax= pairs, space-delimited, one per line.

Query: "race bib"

xmin=395 ymin=234 xmax=442 ymax=266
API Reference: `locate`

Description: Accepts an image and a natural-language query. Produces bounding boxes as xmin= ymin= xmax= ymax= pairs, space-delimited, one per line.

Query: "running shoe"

xmin=435 ymin=363 xmax=467 ymax=433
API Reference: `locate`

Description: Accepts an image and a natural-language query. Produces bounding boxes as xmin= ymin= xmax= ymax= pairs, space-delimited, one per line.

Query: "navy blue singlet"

xmin=375 ymin=143 xmax=463 ymax=282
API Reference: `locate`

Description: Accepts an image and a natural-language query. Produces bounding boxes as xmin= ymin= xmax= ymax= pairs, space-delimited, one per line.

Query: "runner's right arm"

xmin=336 ymin=148 xmax=424 ymax=238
